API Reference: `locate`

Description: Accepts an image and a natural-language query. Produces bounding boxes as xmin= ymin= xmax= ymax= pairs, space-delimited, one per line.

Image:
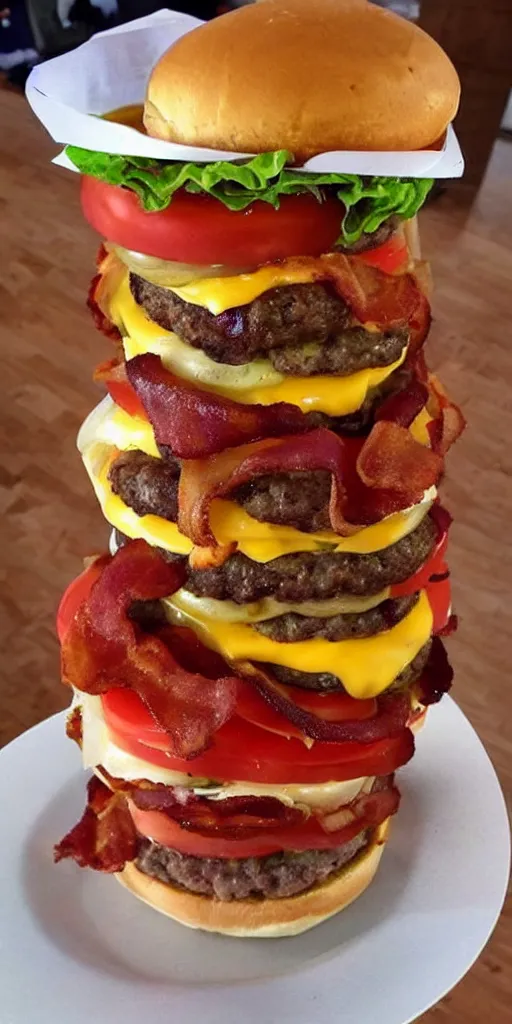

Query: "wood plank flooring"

xmin=0 ymin=89 xmax=509 ymax=1020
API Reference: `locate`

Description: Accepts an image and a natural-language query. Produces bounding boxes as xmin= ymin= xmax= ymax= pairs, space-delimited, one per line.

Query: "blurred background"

xmin=1 ymin=0 xmax=511 ymax=191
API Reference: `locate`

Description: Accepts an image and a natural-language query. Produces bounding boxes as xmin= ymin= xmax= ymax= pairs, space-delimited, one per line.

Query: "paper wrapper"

xmin=26 ymin=9 xmax=464 ymax=178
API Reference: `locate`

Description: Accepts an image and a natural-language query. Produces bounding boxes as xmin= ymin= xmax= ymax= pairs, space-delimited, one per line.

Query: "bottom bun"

xmin=116 ymin=819 xmax=391 ymax=938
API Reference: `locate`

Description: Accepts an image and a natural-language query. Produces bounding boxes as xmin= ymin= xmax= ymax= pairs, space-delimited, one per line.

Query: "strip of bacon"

xmin=320 ymin=779 xmax=400 ymax=833
xmin=178 ymin=425 xmax=443 ymax=548
xmin=356 ymin=420 xmax=443 ymax=495
xmin=426 ymin=374 xmax=466 ymax=455
xmin=129 ymin=788 xmax=306 ymax=839
xmin=415 ymin=636 xmax=454 ymax=705
xmin=61 ymin=541 xmax=238 ymax=759
xmin=235 ymin=661 xmax=413 ymax=745
xmin=126 ymin=353 xmax=307 ymax=458
xmin=320 ymin=254 xmax=431 ymax=349
xmin=376 ymin=378 xmax=429 ymax=428
xmin=54 ymin=776 xmax=136 ymax=872
xmin=87 ymin=246 xmax=124 ymax=342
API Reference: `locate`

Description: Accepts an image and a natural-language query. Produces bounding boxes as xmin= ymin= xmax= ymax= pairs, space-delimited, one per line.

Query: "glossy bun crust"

xmin=143 ymin=0 xmax=460 ymax=160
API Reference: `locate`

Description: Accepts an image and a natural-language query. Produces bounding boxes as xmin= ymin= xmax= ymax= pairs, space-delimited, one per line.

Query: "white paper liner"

xmin=26 ymin=9 xmax=464 ymax=178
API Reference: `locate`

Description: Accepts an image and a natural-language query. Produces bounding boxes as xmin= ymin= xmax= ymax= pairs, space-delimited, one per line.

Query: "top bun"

xmin=143 ymin=0 xmax=460 ymax=160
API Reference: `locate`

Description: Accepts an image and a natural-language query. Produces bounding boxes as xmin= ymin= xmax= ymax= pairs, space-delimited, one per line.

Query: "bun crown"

xmin=144 ymin=0 xmax=460 ymax=160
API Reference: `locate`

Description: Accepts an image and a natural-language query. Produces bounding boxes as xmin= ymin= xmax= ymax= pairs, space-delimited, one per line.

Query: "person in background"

xmin=0 ymin=2 xmax=37 ymax=84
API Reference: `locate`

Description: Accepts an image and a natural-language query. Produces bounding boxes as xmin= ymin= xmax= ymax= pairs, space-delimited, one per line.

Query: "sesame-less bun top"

xmin=143 ymin=0 xmax=460 ymax=161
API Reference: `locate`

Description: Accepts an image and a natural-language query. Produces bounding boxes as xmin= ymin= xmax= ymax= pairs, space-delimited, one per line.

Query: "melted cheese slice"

xmin=77 ymin=693 xmax=372 ymax=808
xmin=165 ymin=590 xmax=433 ymax=700
xmin=169 ymin=264 xmax=324 ymax=316
xmin=78 ymin=398 xmax=435 ymax=562
xmin=110 ymin=272 xmax=407 ymax=416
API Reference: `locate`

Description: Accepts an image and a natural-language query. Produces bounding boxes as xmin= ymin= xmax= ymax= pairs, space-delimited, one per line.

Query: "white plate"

xmin=0 ymin=698 xmax=509 ymax=1024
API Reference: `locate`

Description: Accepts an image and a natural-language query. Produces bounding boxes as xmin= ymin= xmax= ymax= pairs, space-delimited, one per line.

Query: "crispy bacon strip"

xmin=178 ymin=425 xmax=444 ymax=548
xmin=61 ymin=541 xmax=238 ymax=759
xmin=415 ymin=636 xmax=454 ymax=705
xmin=54 ymin=776 xmax=136 ymax=872
xmin=130 ymin=788 xmax=305 ymax=839
xmin=376 ymin=378 xmax=429 ymax=428
xmin=319 ymin=254 xmax=431 ymax=348
xmin=426 ymin=374 xmax=466 ymax=455
xmin=87 ymin=246 xmax=123 ymax=342
xmin=236 ymin=661 xmax=413 ymax=745
xmin=356 ymin=420 xmax=443 ymax=496
xmin=126 ymin=353 xmax=307 ymax=458
xmin=320 ymin=779 xmax=400 ymax=833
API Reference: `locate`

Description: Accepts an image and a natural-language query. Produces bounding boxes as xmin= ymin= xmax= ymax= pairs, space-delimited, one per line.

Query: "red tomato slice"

xmin=106 ymin=713 xmax=412 ymax=785
xmin=94 ymin=359 xmax=146 ymax=419
xmin=357 ymin=234 xmax=409 ymax=274
xmin=426 ymin=569 xmax=451 ymax=635
xmin=57 ymin=561 xmax=104 ymax=644
xmin=390 ymin=526 xmax=449 ymax=598
xmin=80 ymin=176 xmax=344 ymax=265
xmin=235 ymin=681 xmax=377 ymax=740
xmin=129 ymin=803 xmax=368 ymax=858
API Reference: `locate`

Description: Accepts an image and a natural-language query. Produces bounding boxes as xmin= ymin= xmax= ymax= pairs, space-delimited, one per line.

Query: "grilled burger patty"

xmin=255 ymin=593 xmax=417 ymax=642
xmin=129 ymin=274 xmax=408 ymax=371
xmin=115 ymin=512 xmax=436 ymax=603
xmin=265 ymin=640 xmax=431 ymax=692
xmin=109 ymin=450 xmax=180 ymax=521
xmin=185 ymin=515 xmax=436 ymax=602
xmin=136 ymin=830 xmax=369 ymax=901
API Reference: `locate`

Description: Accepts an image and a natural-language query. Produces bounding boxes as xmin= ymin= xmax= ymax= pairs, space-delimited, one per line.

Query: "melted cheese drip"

xmin=110 ymin=272 xmax=407 ymax=416
xmin=165 ymin=590 xmax=433 ymax=700
xmin=78 ymin=398 xmax=435 ymax=562
xmin=77 ymin=693 xmax=372 ymax=809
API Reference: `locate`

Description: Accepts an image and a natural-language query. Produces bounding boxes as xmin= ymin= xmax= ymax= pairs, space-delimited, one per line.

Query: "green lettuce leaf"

xmin=65 ymin=145 xmax=433 ymax=245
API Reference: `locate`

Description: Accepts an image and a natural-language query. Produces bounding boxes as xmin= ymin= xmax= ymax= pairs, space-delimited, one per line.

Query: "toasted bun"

xmin=144 ymin=0 xmax=460 ymax=159
xmin=116 ymin=820 xmax=390 ymax=938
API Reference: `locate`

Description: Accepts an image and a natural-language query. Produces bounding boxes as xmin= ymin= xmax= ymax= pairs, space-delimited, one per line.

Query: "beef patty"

xmin=114 ymin=510 xmax=435 ymax=604
xmin=264 ymin=639 xmax=431 ymax=692
xmin=130 ymin=274 xmax=408 ymax=370
xmin=136 ymin=830 xmax=369 ymax=901
xmin=185 ymin=515 xmax=437 ymax=603
xmin=255 ymin=593 xmax=417 ymax=642
xmin=109 ymin=449 xmax=180 ymax=521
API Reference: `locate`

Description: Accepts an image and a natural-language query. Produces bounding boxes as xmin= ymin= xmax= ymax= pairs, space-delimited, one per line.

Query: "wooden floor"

xmin=0 ymin=90 xmax=510 ymax=1019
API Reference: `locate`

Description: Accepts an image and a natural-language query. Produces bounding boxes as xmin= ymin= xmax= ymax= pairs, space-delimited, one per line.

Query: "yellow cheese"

xmin=166 ymin=590 xmax=433 ymax=700
xmin=410 ymin=406 xmax=433 ymax=446
xmin=168 ymin=265 xmax=323 ymax=316
xmin=210 ymin=493 xmax=434 ymax=560
xmin=111 ymin=272 xmax=407 ymax=416
xmin=77 ymin=692 xmax=372 ymax=806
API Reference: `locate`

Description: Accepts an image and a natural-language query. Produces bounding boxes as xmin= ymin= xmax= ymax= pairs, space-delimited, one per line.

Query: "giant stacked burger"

xmin=53 ymin=0 xmax=464 ymax=936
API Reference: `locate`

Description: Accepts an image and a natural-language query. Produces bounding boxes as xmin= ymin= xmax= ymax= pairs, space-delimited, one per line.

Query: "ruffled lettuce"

xmin=65 ymin=146 xmax=433 ymax=245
